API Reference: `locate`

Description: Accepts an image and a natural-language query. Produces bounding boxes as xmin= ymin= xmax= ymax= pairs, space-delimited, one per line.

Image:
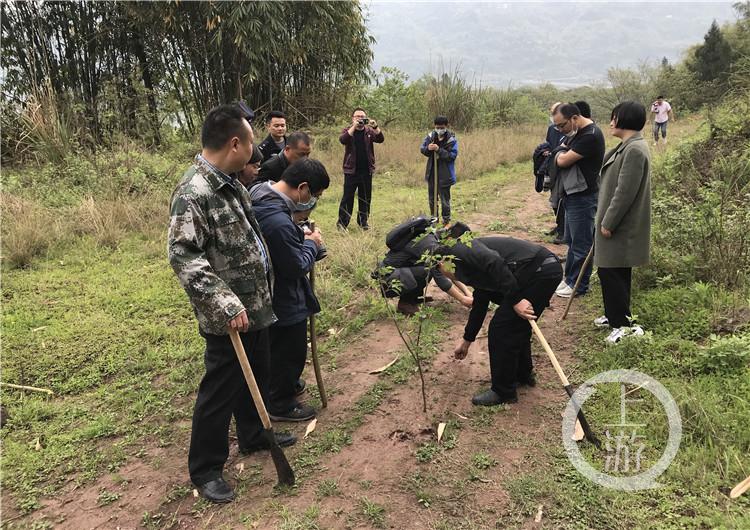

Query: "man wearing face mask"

xmin=551 ymin=103 xmax=605 ymax=299
xmin=420 ymin=116 xmax=459 ymax=225
xmin=249 ymin=158 xmax=330 ymax=422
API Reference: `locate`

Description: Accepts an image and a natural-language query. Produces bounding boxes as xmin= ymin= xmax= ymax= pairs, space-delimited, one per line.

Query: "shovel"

xmin=229 ymin=329 xmax=295 ymax=486
xmin=529 ymin=320 xmax=601 ymax=448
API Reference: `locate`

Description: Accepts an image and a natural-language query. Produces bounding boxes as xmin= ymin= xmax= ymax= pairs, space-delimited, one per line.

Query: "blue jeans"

xmin=563 ymin=192 xmax=597 ymax=294
xmin=653 ymin=121 xmax=667 ymax=140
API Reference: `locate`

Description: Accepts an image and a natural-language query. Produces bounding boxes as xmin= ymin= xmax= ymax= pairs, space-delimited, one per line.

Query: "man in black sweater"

xmin=439 ymin=226 xmax=562 ymax=406
xmin=256 ymin=131 xmax=312 ymax=184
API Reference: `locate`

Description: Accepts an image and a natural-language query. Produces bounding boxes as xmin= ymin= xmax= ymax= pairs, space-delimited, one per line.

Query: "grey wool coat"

xmin=594 ymin=133 xmax=652 ymax=268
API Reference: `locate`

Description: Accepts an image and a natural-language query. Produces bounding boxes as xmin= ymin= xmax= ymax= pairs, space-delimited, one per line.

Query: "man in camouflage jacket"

xmin=168 ymin=104 xmax=295 ymax=504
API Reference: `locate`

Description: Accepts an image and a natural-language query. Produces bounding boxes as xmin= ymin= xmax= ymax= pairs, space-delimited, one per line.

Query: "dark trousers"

xmin=338 ymin=171 xmax=372 ymax=227
xmin=268 ymin=320 xmax=308 ymax=415
xmin=427 ymin=181 xmax=452 ymax=223
xmin=563 ymin=192 xmax=597 ymax=293
xmin=189 ymin=328 xmax=270 ymax=486
xmin=487 ymin=262 xmax=562 ymax=397
xmin=598 ymin=267 xmax=633 ymax=328
xmin=381 ymin=266 xmax=428 ymax=305
xmin=553 ymin=198 xmax=566 ymax=236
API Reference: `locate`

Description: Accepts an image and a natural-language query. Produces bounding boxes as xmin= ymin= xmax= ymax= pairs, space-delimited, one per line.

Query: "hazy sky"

xmin=365 ymin=1 xmax=738 ymax=86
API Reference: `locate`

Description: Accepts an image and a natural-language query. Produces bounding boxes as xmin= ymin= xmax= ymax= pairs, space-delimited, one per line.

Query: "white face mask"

xmin=434 ymin=128 xmax=447 ymax=137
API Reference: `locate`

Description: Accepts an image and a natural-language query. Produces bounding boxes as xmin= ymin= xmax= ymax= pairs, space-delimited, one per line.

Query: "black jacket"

xmin=249 ymin=183 xmax=321 ymax=326
xmin=257 ymin=152 xmax=289 ymax=184
xmin=381 ymin=233 xmax=453 ymax=292
xmin=447 ymin=237 xmax=555 ymax=342
xmin=258 ymin=134 xmax=286 ymax=163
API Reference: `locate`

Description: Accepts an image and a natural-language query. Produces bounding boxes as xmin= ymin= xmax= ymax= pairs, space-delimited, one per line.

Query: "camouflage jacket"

xmin=168 ymin=155 xmax=277 ymax=335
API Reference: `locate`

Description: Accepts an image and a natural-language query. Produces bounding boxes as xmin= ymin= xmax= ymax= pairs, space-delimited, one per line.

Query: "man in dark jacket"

xmin=250 ymin=158 xmax=330 ymax=422
xmin=256 ymin=131 xmax=312 ymax=184
xmin=440 ymin=226 xmax=562 ymax=406
xmin=420 ymin=116 xmax=458 ymax=225
xmin=257 ymin=110 xmax=288 ymax=163
xmin=336 ymin=107 xmax=384 ymax=231
xmin=375 ymin=220 xmax=473 ymax=315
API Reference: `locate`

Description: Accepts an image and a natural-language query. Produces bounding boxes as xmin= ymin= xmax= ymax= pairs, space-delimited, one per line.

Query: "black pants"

xmin=381 ymin=266 xmax=428 ymax=304
xmin=487 ymin=262 xmax=562 ymax=398
xmin=189 ymin=328 xmax=270 ymax=486
xmin=598 ymin=267 xmax=632 ymax=328
xmin=553 ymin=198 xmax=566 ymax=236
xmin=268 ymin=320 xmax=308 ymax=414
xmin=428 ymin=181 xmax=452 ymax=223
xmin=338 ymin=171 xmax=372 ymax=227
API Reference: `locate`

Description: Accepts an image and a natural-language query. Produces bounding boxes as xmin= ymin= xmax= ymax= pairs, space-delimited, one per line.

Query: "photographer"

xmin=336 ymin=108 xmax=384 ymax=231
xmin=650 ymin=96 xmax=675 ymax=146
xmin=420 ymin=116 xmax=458 ymax=225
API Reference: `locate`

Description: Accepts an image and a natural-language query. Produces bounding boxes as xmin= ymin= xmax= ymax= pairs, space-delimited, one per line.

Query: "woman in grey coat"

xmin=594 ymin=101 xmax=651 ymax=344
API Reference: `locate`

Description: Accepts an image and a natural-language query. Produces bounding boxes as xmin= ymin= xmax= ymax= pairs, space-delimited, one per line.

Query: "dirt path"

xmin=14 ymin=173 xmax=595 ymax=529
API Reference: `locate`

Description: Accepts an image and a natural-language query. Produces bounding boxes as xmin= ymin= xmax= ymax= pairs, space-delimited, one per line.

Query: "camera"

xmin=358 ymin=118 xmax=369 ymax=125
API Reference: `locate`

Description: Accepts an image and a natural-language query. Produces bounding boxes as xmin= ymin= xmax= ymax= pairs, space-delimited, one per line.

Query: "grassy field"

xmin=2 ymin=118 xmax=749 ymax=528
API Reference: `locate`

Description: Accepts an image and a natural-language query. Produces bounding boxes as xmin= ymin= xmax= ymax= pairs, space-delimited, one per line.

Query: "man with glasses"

xmin=249 ymin=158 xmax=330 ymax=422
xmin=551 ymin=103 xmax=605 ymax=298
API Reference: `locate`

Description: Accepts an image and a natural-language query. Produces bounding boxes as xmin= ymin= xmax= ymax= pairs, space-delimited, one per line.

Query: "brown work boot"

xmin=397 ymin=300 xmax=419 ymax=316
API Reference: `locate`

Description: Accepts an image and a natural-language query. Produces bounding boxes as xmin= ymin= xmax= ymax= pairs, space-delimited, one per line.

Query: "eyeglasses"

xmin=554 ymin=119 xmax=569 ymax=132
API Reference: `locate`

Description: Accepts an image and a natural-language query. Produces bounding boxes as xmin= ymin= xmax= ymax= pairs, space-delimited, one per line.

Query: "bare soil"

xmin=13 ymin=175 xmax=597 ymax=529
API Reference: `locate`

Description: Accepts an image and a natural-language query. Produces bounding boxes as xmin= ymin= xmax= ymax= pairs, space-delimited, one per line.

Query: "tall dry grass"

xmin=310 ymin=124 xmax=545 ymax=188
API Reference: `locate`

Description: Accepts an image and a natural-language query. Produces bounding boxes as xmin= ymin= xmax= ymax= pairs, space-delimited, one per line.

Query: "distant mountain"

xmin=365 ymin=1 xmax=737 ymax=87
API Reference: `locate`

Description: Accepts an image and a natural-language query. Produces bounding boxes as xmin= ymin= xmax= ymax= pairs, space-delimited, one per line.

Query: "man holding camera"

xmin=337 ymin=108 xmax=384 ymax=231
xmin=651 ymin=96 xmax=675 ymax=146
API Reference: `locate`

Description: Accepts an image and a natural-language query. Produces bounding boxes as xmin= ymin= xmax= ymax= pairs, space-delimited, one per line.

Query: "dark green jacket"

xmin=594 ymin=133 xmax=651 ymax=268
xmin=168 ymin=155 xmax=277 ymax=335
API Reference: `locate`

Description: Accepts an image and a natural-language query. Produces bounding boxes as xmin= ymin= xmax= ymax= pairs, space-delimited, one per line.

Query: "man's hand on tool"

xmin=454 ymin=339 xmax=471 ymax=360
xmin=228 ymin=310 xmax=249 ymax=333
xmin=513 ymin=299 xmax=536 ymax=320
xmin=600 ymin=226 xmax=612 ymax=238
xmin=305 ymin=229 xmax=324 ymax=247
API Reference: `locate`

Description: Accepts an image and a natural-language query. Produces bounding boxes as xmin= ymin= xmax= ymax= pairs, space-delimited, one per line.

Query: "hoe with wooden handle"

xmin=530 ymin=320 xmax=601 ymax=448
xmin=308 ymin=222 xmax=328 ymax=408
xmin=560 ymin=244 xmax=594 ymax=321
xmin=228 ymin=329 xmax=295 ymax=486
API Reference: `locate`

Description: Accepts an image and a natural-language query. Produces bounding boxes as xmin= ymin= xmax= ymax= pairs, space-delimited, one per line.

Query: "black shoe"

xmin=471 ymin=389 xmax=518 ymax=406
xmin=360 ymin=224 xmax=371 ymax=231
xmin=397 ymin=300 xmax=419 ymax=316
xmin=195 ymin=477 xmax=235 ymax=504
xmin=240 ymin=431 xmax=297 ymax=455
xmin=546 ymin=227 xmax=558 ymax=236
xmin=269 ymin=404 xmax=316 ymax=422
xmin=552 ymin=237 xmax=566 ymax=245
xmin=295 ymin=378 xmax=306 ymax=396
xmin=517 ymin=372 xmax=537 ymax=387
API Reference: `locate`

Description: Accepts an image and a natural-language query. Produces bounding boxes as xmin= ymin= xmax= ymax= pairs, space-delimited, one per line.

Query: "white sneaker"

xmin=605 ymin=325 xmax=645 ymax=344
xmin=555 ymin=283 xmax=574 ymax=298
xmin=605 ymin=327 xmax=630 ymax=344
xmin=556 ymin=279 xmax=568 ymax=291
xmin=594 ymin=315 xmax=609 ymax=328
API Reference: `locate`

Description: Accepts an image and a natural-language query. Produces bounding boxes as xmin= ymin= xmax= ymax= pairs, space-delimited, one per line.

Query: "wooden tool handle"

xmin=530 ymin=320 xmax=570 ymax=386
xmin=730 ymin=474 xmax=750 ymax=499
xmin=229 ymin=329 xmax=272 ymax=430
xmin=561 ymin=244 xmax=594 ymax=320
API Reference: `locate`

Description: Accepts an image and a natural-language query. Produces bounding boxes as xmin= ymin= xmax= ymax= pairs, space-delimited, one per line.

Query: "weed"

xmin=360 ymin=497 xmax=387 ymax=528
xmin=315 ymin=479 xmax=339 ymax=498
xmin=96 ymin=489 xmax=121 ymax=506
